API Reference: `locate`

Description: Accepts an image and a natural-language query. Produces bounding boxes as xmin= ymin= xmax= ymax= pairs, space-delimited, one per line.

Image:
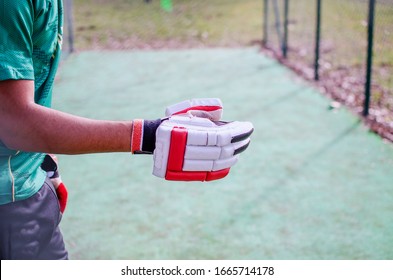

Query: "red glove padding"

xmin=41 ymin=154 xmax=68 ymax=214
xmin=56 ymin=182 xmax=68 ymax=214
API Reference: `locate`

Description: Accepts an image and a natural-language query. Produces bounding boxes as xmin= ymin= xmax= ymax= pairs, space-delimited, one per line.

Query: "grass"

xmin=68 ymin=0 xmax=392 ymax=70
xmin=68 ymin=0 xmax=263 ymax=49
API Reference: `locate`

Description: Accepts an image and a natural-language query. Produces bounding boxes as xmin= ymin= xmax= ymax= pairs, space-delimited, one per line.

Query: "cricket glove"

xmin=41 ymin=154 xmax=68 ymax=213
xmin=153 ymin=115 xmax=253 ymax=181
xmin=130 ymin=98 xmax=253 ymax=181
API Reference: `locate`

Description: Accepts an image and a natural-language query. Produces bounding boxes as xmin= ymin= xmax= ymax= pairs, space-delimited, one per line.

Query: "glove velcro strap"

xmin=131 ymin=119 xmax=144 ymax=154
xmin=131 ymin=119 xmax=162 ymax=154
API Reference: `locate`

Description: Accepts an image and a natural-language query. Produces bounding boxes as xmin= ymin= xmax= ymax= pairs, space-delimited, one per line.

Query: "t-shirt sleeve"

xmin=0 ymin=0 xmax=34 ymax=81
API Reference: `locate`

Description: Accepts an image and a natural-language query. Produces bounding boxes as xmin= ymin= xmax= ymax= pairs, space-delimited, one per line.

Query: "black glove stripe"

xmin=234 ymin=140 xmax=251 ymax=155
xmin=231 ymin=128 xmax=254 ymax=143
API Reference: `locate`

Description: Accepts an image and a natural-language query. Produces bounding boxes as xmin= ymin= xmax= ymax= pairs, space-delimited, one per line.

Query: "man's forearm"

xmin=0 ymin=79 xmax=133 ymax=155
xmin=2 ymin=103 xmax=133 ymax=154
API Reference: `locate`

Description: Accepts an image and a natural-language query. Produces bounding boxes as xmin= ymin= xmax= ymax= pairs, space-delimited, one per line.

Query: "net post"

xmin=363 ymin=0 xmax=376 ymax=117
xmin=314 ymin=0 xmax=322 ymax=81
xmin=65 ymin=0 xmax=75 ymax=53
xmin=263 ymin=0 xmax=269 ymax=46
xmin=282 ymin=0 xmax=289 ymax=58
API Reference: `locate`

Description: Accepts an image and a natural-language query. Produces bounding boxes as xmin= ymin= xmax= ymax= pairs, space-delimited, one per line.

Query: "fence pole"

xmin=272 ymin=0 xmax=283 ymax=50
xmin=65 ymin=0 xmax=75 ymax=53
xmin=263 ymin=0 xmax=269 ymax=46
xmin=363 ymin=0 xmax=376 ymax=116
xmin=314 ymin=0 xmax=322 ymax=81
xmin=283 ymin=0 xmax=289 ymax=58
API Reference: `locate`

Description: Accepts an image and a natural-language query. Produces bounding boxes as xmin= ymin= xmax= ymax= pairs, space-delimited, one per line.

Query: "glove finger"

xmin=184 ymin=138 xmax=250 ymax=160
xmin=231 ymin=126 xmax=254 ymax=143
xmin=220 ymin=138 xmax=251 ymax=159
xmin=165 ymin=98 xmax=223 ymax=120
xmin=182 ymin=120 xmax=253 ymax=147
xmin=234 ymin=139 xmax=251 ymax=155
xmin=216 ymin=121 xmax=254 ymax=146
xmin=189 ymin=110 xmax=223 ymax=121
xmin=185 ymin=145 xmax=221 ymax=160
xmin=182 ymin=155 xmax=239 ymax=172
xmin=213 ymin=155 xmax=239 ymax=171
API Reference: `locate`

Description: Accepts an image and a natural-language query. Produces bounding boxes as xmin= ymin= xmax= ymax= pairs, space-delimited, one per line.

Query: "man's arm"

xmin=0 ymin=80 xmax=132 ymax=154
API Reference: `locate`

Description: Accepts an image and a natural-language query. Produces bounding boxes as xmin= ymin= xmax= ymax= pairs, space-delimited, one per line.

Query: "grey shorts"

xmin=0 ymin=177 xmax=68 ymax=260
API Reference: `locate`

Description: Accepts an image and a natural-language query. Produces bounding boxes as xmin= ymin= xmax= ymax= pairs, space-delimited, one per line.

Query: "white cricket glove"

xmin=130 ymin=98 xmax=254 ymax=181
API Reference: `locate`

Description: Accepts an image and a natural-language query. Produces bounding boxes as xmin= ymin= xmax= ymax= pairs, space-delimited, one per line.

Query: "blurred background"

xmin=62 ymin=0 xmax=393 ymax=141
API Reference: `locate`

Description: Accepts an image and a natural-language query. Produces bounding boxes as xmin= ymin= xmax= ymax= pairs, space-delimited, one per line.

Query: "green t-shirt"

xmin=0 ymin=0 xmax=63 ymax=204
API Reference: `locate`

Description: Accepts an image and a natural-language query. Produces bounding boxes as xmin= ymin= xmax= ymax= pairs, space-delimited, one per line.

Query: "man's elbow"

xmin=0 ymin=133 xmax=48 ymax=154
xmin=0 ymin=135 xmax=21 ymax=152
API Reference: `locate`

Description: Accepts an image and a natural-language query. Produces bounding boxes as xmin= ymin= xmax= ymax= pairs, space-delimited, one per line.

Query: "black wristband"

xmin=141 ymin=119 xmax=162 ymax=154
xmin=131 ymin=119 xmax=162 ymax=154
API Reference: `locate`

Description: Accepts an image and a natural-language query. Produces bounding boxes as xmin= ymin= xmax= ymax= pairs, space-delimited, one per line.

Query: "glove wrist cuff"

xmin=131 ymin=119 xmax=161 ymax=154
xmin=131 ymin=119 xmax=143 ymax=153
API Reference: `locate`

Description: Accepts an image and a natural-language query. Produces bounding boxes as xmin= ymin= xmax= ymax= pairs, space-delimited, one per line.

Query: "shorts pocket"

xmin=44 ymin=177 xmax=62 ymax=225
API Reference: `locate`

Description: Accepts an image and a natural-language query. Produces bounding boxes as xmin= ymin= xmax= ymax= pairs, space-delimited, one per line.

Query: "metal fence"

xmin=263 ymin=0 xmax=393 ymax=139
